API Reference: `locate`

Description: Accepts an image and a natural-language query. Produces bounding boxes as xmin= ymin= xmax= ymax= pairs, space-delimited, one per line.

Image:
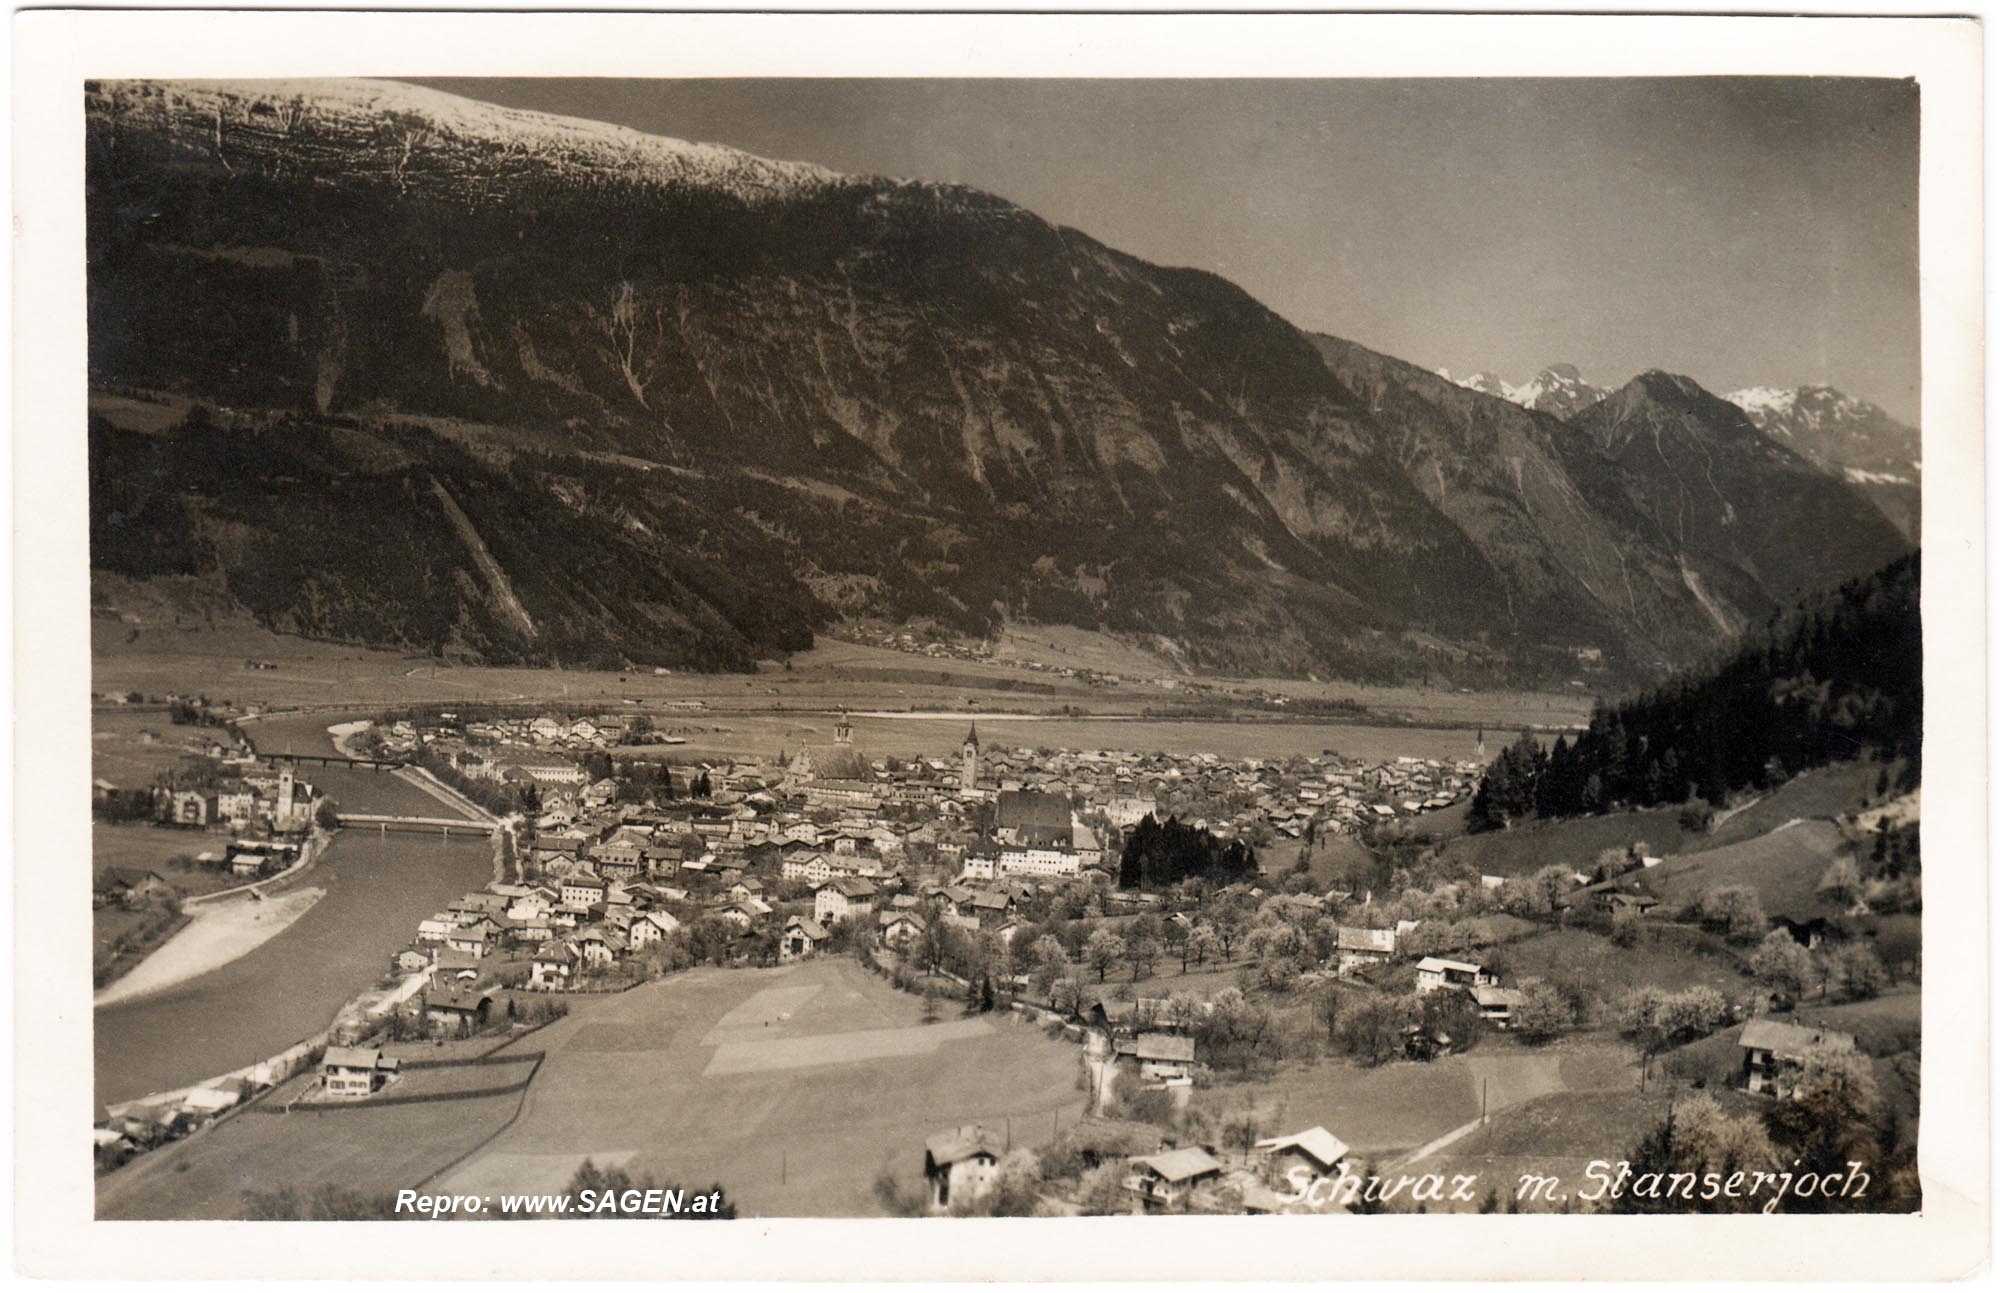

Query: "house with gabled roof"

xmin=1335 ymin=926 xmax=1397 ymax=974
xmin=814 ymin=876 xmax=878 ymax=925
xmin=1415 ymin=957 xmax=1490 ymax=995
xmin=1256 ymin=1126 xmax=1351 ymax=1189
xmin=1471 ymin=984 xmax=1527 ymax=1026
xmin=528 ymin=941 xmax=577 ymax=990
xmin=879 ymin=908 xmax=926 ymax=951
xmin=321 ymin=1046 xmax=399 ymax=1099
xmin=1740 ymin=1018 xmax=1858 ymax=1095
xmin=1124 ymin=1146 xmax=1224 ymax=1211
xmin=628 ymin=909 xmax=681 ymax=950
xmin=923 ymin=1124 xmax=1004 ymax=1213
xmin=781 ymin=914 xmax=828 ymax=962
xmin=1113 ymin=1032 xmax=1197 ymax=1083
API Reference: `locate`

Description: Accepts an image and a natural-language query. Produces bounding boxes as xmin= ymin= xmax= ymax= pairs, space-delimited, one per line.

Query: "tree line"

xmin=1471 ymin=553 xmax=1919 ymax=831
xmin=1118 ymin=814 xmax=1258 ymax=889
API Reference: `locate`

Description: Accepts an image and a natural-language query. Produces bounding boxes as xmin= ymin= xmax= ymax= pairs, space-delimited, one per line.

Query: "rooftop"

xmin=1255 ymin=1126 xmax=1351 ymax=1169
xmin=925 ymin=1124 xmax=1004 ymax=1168
xmin=1739 ymin=1018 xmax=1858 ymax=1060
xmin=1133 ymin=1146 xmax=1224 ymax=1183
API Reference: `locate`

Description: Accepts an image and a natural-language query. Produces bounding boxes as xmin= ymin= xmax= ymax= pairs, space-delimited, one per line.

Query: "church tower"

xmin=961 ymin=722 xmax=980 ymax=790
xmin=834 ymin=711 xmax=853 ymax=745
xmin=278 ymin=766 xmax=296 ymax=827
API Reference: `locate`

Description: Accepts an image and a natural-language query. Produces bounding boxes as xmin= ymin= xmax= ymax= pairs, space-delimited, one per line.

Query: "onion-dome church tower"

xmin=961 ymin=722 xmax=980 ymax=790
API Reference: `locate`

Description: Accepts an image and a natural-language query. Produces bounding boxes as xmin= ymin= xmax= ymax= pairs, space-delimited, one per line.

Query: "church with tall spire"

xmin=961 ymin=721 xmax=980 ymax=791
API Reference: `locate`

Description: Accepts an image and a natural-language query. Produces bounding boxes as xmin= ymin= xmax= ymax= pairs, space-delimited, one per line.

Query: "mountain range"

xmin=1441 ymin=364 xmax=1611 ymax=421
xmin=1441 ymin=364 xmax=1920 ymax=540
xmin=83 ymin=78 xmax=1915 ymax=685
xmin=1721 ymin=385 xmax=1921 ymax=538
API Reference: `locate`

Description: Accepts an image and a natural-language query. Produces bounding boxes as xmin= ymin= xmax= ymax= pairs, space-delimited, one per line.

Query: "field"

xmin=92 ymin=822 xmax=242 ymax=890
xmin=1197 ymin=1035 xmax=1639 ymax=1165
xmin=1416 ymin=1087 xmax=1685 ymax=1211
xmin=95 ymin=1049 xmax=544 ymax=1219
xmin=93 ymin=578 xmax=1584 ymax=766
xmin=90 ymin=706 xmax=222 ymax=787
xmin=1494 ymin=925 xmax=1755 ymax=1004
xmin=1095 ymin=959 xmax=1260 ymax=1003
xmin=1702 ymin=760 xmax=1903 ymax=849
xmin=1646 ymin=820 xmax=1853 ymax=921
xmin=426 ymin=957 xmax=1085 ymax=1216
xmin=1437 ymin=806 xmax=1696 ymax=878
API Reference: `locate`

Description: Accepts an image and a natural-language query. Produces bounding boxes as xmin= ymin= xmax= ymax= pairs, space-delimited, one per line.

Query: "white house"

xmin=814 ymin=877 xmax=879 ymax=925
xmin=924 ymin=1125 xmax=1003 ymax=1213
xmin=1415 ymin=957 xmax=1490 ymax=995
xmin=321 ymin=1046 xmax=399 ymax=1100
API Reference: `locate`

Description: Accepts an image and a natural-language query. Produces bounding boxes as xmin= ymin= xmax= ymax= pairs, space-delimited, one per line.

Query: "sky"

xmin=416 ymin=77 xmax=1922 ymax=422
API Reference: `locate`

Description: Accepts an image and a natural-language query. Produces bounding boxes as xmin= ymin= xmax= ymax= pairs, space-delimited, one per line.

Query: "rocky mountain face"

xmin=1569 ymin=372 xmax=1912 ymax=612
xmin=1724 ymin=385 xmax=1921 ymax=538
xmin=1440 ymin=364 xmax=1609 ymax=420
xmin=84 ymin=79 xmax=1912 ymax=683
xmin=1318 ymin=339 xmax=1783 ymax=662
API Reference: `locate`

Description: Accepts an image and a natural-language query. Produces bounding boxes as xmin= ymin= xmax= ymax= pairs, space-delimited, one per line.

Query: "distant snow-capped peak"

xmin=1722 ymin=384 xmax=1920 ymax=482
xmin=1447 ymin=363 xmax=1607 ymax=417
xmin=1724 ymin=384 xmax=1880 ymax=434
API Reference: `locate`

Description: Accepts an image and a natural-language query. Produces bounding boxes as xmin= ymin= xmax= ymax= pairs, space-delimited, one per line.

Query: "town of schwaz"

xmin=86 ymin=78 xmax=1923 ymax=1219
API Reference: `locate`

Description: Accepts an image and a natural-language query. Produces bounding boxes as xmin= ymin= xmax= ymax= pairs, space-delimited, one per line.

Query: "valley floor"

xmin=97 ymin=957 xmax=1086 ymax=1219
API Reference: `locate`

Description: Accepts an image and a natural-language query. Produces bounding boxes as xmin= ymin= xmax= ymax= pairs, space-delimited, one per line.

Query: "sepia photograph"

xmin=12 ymin=8 xmax=1986 ymax=1282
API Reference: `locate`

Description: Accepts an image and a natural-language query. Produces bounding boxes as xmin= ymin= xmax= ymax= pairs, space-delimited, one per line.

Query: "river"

xmin=94 ymin=723 xmax=492 ymax=1107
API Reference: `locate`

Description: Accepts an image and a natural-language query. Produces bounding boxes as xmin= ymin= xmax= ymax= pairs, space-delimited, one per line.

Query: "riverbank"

xmin=93 ymin=825 xmax=332 ymax=999
xmin=326 ymin=718 xmax=371 ymax=758
xmin=96 ymin=828 xmax=495 ymax=1105
xmin=95 ymin=887 xmax=327 ymax=1009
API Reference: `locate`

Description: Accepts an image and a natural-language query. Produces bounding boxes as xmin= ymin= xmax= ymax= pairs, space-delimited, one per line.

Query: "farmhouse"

xmin=1113 ymin=1032 xmax=1197 ymax=1083
xmin=161 ymin=789 xmax=217 ymax=827
xmin=426 ymin=985 xmax=498 ymax=1032
xmin=879 ymin=910 xmax=926 ymax=950
xmin=1471 ymin=984 xmax=1527 ymax=1027
xmin=1124 ymin=1146 xmax=1225 ymax=1211
xmin=1593 ymin=888 xmax=1661 ymax=917
xmin=1334 ymin=926 xmax=1397 ymax=974
xmin=1255 ymin=1125 xmax=1352 ymax=1188
xmin=528 ymin=941 xmax=577 ymax=990
xmin=1740 ymin=1019 xmax=1858 ymax=1096
xmin=781 ymin=915 xmax=829 ymax=962
xmin=923 ymin=1124 xmax=1004 ymax=1213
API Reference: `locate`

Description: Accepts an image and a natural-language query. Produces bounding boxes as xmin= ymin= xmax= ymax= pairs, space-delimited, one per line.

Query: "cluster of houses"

xmin=919 ymin=1117 xmax=1361 ymax=1215
xmin=364 ymin=710 xmax=686 ymax=762
xmin=358 ymin=715 xmax=1500 ymax=1047
xmin=388 ymin=708 xmax=1481 ymax=891
xmin=120 ymin=761 xmax=322 ymax=836
xmin=401 ymin=876 xmax=688 ymax=995
xmin=916 ymin=1007 xmax=1857 ymax=1215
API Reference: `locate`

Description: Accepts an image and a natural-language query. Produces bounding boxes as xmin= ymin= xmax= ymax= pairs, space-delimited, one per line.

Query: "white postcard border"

xmin=11 ymin=9 xmax=1986 ymax=1281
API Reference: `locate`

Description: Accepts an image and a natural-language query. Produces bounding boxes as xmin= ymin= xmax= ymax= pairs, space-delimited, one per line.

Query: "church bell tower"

xmin=961 ymin=721 xmax=980 ymax=790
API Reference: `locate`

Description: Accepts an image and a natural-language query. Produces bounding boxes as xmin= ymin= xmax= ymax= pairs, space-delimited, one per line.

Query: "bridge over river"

xmin=336 ymin=813 xmax=496 ymax=836
xmin=272 ymin=752 xmax=407 ymax=771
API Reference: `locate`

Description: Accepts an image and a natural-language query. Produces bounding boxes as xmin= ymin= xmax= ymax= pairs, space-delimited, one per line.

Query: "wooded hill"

xmin=1471 ymin=553 xmax=1920 ymax=829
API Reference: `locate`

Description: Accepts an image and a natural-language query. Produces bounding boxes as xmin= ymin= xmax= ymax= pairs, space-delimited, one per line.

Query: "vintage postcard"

xmin=11 ymin=8 xmax=1986 ymax=1282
